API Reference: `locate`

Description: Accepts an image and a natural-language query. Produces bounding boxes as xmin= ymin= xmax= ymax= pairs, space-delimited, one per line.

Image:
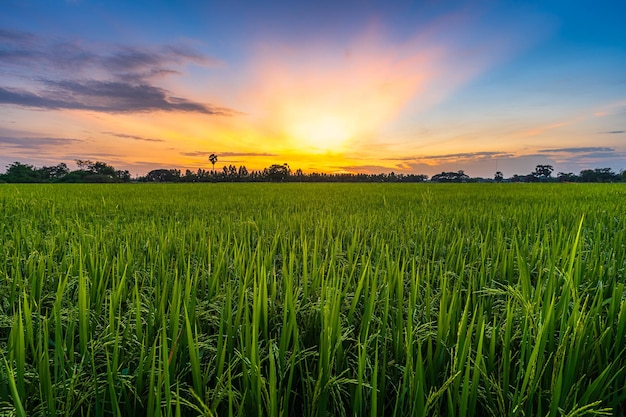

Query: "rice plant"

xmin=0 ymin=183 xmax=625 ymax=416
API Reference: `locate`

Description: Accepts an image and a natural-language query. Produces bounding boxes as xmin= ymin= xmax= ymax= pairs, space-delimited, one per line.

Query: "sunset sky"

xmin=1 ymin=0 xmax=625 ymax=178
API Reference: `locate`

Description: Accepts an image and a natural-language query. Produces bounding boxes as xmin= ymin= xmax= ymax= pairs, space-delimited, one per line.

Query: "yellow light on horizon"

xmin=287 ymin=114 xmax=353 ymax=152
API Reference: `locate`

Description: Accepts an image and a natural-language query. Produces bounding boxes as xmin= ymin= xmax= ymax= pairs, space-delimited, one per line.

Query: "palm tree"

xmin=209 ymin=154 xmax=218 ymax=173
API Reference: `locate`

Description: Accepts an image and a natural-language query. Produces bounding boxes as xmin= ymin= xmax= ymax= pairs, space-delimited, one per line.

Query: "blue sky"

xmin=1 ymin=0 xmax=625 ymax=177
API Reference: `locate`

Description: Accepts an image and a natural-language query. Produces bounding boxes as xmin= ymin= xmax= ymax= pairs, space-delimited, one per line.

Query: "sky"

xmin=1 ymin=0 xmax=625 ymax=178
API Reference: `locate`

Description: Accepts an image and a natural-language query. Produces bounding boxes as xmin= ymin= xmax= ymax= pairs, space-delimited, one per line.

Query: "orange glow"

xmin=2 ymin=16 xmax=569 ymax=178
xmin=234 ymin=26 xmax=448 ymax=159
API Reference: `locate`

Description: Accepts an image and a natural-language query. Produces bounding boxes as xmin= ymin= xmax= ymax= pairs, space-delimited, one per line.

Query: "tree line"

xmin=0 ymin=160 xmax=130 ymax=183
xmin=139 ymin=164 xmax=430 ymax=183
xmin=1 ymin=159 xmax=625 ymax=183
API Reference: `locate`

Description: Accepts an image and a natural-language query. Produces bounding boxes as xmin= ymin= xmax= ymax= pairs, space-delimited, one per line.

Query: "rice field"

xmin=1 ymin=183 xmax=625 ymax=417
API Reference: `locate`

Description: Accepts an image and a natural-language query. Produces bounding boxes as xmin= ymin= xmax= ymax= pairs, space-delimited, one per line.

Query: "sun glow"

xmin=287 ymin=114 xmax=353 ymax=152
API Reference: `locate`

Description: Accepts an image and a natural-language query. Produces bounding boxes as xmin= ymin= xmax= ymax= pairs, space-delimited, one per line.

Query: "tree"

xmin=75 ymin=160 xmax=117 ymax=177
xmin=431 ymin=170 xmax=469 ymax=183
xmin=267 ymin=163 xmax=291 ymax=182
xmin=557 ymin=172 xmax=578 ymax=182
xmin=63 ymin=160 xmax=129 ymax=182
xmin=116 ymin=170 xmax=131 ymax=182
xmin=209 ymin=154 xmax=218 ymax=173
xmin=579 ymin=168 xmax=619 ymax=183
xmin=238 ymin=165 xmax=249 ymax=179
xmin=145 ymin=169 xmax=181 ymax=182
xmin=494 ymin=171 xmax=504 ymax=182
xmin=2 ymin=162 xmax=38 ymax=182
xmin=36 ymin=163 xmax=69 ymax=181
xmin=196 ymin=168 xmax=210 ymax=181
xmin=533 ymin=165 xmax=554 ymax=181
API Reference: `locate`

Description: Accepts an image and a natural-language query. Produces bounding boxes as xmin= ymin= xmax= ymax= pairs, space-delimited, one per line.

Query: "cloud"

xmin=520 ymin=122 xmax=569 ymax=137
xmin=0 ymin=135 xmax=83 ymax=148
xmin=385 ymin=151 xmax=514 ymax=161
xmin=0 ymin=29 xmax=215 ymax=80
xmin=539 ymin=147 xmax=615 ymax=153
xmin=102 ymin=132 xmax=164 ymax=142
xmin=0 ymin=29 xmax=232 ymax=115
xmin=580 ymin=152 xmax=624 ymax=159
xmin=335 ymin=165 xmax=399 ymax=173
xmin=0 ymin=135 xmax=84 ymax=164
xmin=220 ymin=151 xmax=278 ymax=157
xmin=599 ymin=130 xmax=624 ymax=134
xmin=101 ymin=45 xmax=214 ymax=81
xmin=181 ymin=151 xmax=277 ymax=157
xmin=0 ymin=82 xmax=231 ymax=114
xmin=593 ymin=101 xmax=626 ymax=118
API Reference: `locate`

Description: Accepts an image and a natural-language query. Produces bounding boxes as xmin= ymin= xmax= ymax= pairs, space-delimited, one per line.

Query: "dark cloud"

xmin=0 ymin=87 xmax=63 ymax=109
xmin=220 ymin=151 xmax=277 ymax=157
xmin=599 ymin=130 xmax=624 ymax=134
xmin=181 ymin=151 xmax=277 ymax=157
xmin=0 ymin=135 xmax=83 ymax=148
xmin=335 ymin=165 xmax=399 ymax=172
xmin=384 ymin=151 xmax=514 ymax=161
xmin=101 ymin=45 xmax=213 ymax=80
xmin=0 ymin=29 xmax=214 ymax=80
xmin=578 ymin=152 xmax=624 ymax=159
xmin=0 ymin=29 xmax=232 ymax=115
xmin=539 ymin=147 xmax=615 ymax=153
xmin=0 ymin=82 xmax=231 ymax=114
xmin=102 ymin=132 xmax=164 ymax=142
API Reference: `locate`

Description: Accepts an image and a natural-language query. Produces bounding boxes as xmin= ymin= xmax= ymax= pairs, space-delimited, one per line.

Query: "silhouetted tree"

xmin=267 ymin=163 xmax=291 ymax=182
xmin=533 ymin=164 xmax=554 ymax=181
xmin=209 ymin=154 xmax=218 ymax=173
xmin=431 ymin=170 xmax=469 ymax=183
xmin=61 ymin=160 xmax=129 ymax=182
xmin=238 ymin=165 xmax=249 ymax=179
xmin=557 ymin=172 xmax=578 ymax=182
xmin=145 ymin=169 xmax=181 ymax=182
xmin=37 ymin=163 xmax=69 ymax=181
xmin=2 ymin=162 xmax=39 ymax=182
xmin=182 ymin=169 xmax=197 ymax=182
xmin=579 ymin=168 xmax=620 ymax=183
xmin=494 ymin=171 xmax=504 ymax=182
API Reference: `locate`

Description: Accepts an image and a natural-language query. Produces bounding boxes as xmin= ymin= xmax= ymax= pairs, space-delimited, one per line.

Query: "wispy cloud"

xmin=580 ymin=152 xmax=624 ymax=159
xmin=102 ymin=132 xmax=164 ymax=142
xmin=520 ymin=122 xmax=569 ymax=137
xmin=385 ymin=151 xmax=514 ymax=161
xmin=598 ymin=130 xmax=624 ymax=134
xmin=0 ymin=135 xmax=83 ymax=148
xmin=0 ymin=82 xmax=231 ymax=114
xmin=0 ymin=135 xmax=84 ymax=166
xmin=0 ymin=29 xmax=232 ymax=115
xmin=593 ymin=101 xmax=626 ymax=118
xmin=0 ymin=29 xmax=215 ymax=80
xmin=181 ymin=151 xmax=278 ymax=157
xmin=539 ymin=147 xmax=615 ymax=153
xmin=336 ymin=164 xmax=399 ymax=173
xmin=101 ymin=45 xmax=214 ymax=81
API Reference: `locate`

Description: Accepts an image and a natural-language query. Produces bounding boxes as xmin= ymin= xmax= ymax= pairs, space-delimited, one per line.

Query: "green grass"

xmin=1 ymin=183 xmax=625 ymax=416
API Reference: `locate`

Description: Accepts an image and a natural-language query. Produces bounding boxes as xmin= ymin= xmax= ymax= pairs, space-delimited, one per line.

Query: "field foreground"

xmin=1 ymin=183 xmax=625 ymax=416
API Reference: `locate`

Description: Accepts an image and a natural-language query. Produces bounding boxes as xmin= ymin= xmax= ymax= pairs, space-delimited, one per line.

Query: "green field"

xmin=1 ymin=183 xmax=625 ymax=416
